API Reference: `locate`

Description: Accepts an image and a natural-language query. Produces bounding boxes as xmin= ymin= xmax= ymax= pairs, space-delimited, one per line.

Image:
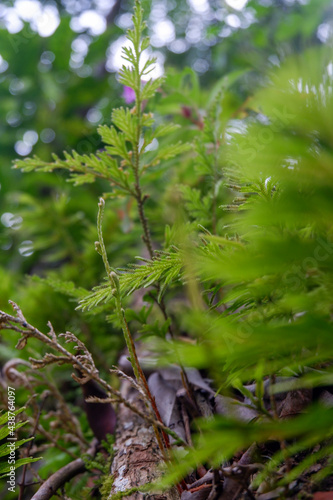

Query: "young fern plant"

xmin=15 ymin=0 xmax=189 ymax=308
xmin=95 ymin=198 xmax=172 ymax=462
xmin=14 ymin=0 xmax=190 ymax=464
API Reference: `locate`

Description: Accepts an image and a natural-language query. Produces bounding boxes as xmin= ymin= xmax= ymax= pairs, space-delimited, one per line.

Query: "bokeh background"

xmin=0 ymin=0 xmax=332 ymax=374
xmin=1 ymin=0 xmax=332 ymax=262
xmin=0 ymin=0 xmax=333 ymax=496
xmin=0 ymin=0 xmax=332 ymax=376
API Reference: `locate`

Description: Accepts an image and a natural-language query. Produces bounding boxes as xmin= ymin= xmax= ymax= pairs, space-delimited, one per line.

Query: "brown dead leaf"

xmin=278 ymin=389 xmax=312 ymax=418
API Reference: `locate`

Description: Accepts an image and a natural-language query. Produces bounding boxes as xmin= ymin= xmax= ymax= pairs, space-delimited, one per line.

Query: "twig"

xmin=131 ymin=20 xmax=154 ymax=260
xmin=30 ymin=440 xmax=98 ymax=500
xmin=0 ymin=304 xmax=185 ymax=446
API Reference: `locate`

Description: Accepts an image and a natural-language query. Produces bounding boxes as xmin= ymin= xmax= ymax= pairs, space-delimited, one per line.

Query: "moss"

xmin=100 ymin=474 xmax=114 ymax=499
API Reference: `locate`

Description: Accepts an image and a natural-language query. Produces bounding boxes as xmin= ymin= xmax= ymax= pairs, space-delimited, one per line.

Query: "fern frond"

xmin=141 ymin=77 xmax=164 ymax=101
xmin=98 ymin=126 xmax=132 ymax=165
xmin=31 ymin=276 xmax=89 ymax=300
xmin=78 ymin=282 xmax=114 ymax=312
xmin=118 ymin=65 xmax=137 ymax=91
xmin=14 ymin=149 xmax=134 ymax=194
xmin=146 ymin=142 xmax=191 ymax=169
xmin=120 ymin=251 xmax=183 ymax=297
xmin=0 ymin=408 xmax=41 ymax=478
xmin=78 ymin=250 xmax=183 ymax=311
xmin=112 ymin=108 xmax=137 ymax=144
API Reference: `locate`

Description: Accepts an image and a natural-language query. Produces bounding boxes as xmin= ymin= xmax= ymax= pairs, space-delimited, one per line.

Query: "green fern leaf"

xmin=153 ymin=123 xmax=180 ymax=138
xmin=149 ymin=141 xmax=191 ymax=167
xmin=77 ymin=283 xmax=114 ymax=312
xmin=118 ymin=66 xmax=137 ymax=90
xmin=112 ymin=108 xmax=137 ymax=144
xmin=141 ymin=77 xmax=164 ymax=100
xmin=98 ymin=125 xmax=131 ymax=164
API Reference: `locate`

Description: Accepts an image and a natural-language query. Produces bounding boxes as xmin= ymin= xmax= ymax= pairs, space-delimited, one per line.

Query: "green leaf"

xmin=178 ymin=185 xmax=212 ymax=222
xmin=0 ymin=409 xmax=42 ymax=478
xmin=0 ymin=456 xmax=41 ymax=478
xmin=98 ymin=125 xmax=131 ymax=164
xmin=14 ymin=149 xmax=120 ymax=186
xmin=149 ymin=141 xmax=192 ymax=167
xmin=141 ymin=77 xmax=164 ymax=100
xmin=0 ymin=408 xmax=25 ymax=426
xmin=77 ymin=283 xmax=114 ymax=311
xmin=67 ymin=173 xmax=95 ymax=185
xmin=112 ymin=108 xmax=137 ymax=144
xmin=31 ymin=276 xmax=89 ymax=299
xmin=121 ymin=46 xmax=136 ymax=66
xmin=140 ymin=57 xmax=157 ymax=77
xmin=153 ymin=123 xmax=180 ymax=138
xmin=120 ymin=251 xmax=183 ymax=298
xmin=118 ymin=66 xmax=137 ymax=91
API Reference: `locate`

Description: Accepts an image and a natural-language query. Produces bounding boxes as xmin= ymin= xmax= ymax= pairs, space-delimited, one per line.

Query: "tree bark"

xmin=108 ymin=379 xmax=179 ymax=500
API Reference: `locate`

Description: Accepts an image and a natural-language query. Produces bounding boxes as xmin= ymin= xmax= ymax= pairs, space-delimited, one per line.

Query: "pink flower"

xmin=122 ymin=86 xmax=136 ymax=104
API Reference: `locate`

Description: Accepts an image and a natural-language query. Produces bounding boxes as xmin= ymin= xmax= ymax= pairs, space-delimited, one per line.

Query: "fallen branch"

xmin=31 ymin=440 xmax=98 ymax=500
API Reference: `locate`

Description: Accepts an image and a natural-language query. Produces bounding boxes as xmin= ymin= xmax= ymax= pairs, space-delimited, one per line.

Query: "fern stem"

xmin=133 ymin=95 xmax=154 ymax=258
xmin=135 ymin=186 xmax=154 ymax=259
xmin=97 ymin=196 xmax=172 ymax=456
xmin=110 ymin=272 xmax=172 ymax=453
xmin=131 ymin=8 xmax=154 ymax=259
xmin=97 ymin=198 xmax=112 ymax=276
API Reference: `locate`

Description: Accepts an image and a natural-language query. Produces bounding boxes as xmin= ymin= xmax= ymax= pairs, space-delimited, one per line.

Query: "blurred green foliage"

xmin=1 ymin=0 xmax=333 ymax=498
